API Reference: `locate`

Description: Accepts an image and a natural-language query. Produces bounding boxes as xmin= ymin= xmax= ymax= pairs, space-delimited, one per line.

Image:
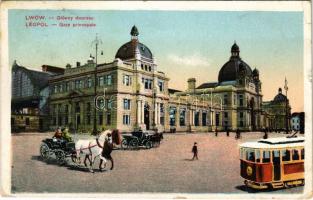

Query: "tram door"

xmin=272 ymin=150 xmax=281 ymax=181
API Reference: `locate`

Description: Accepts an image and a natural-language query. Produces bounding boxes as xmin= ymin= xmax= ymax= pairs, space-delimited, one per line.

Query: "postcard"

xmin=0 ymin=1 xmax=311 ymax=199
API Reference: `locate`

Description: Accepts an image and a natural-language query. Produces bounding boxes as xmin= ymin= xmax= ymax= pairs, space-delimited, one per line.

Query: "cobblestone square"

xmin=11 ymin=131 xmax=303 ymax=194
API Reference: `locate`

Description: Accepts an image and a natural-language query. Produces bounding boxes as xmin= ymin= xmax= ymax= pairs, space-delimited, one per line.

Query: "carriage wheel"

xmin=121 ymin=139 xmax=128 ymax=150
xmin=55 ymin=150 xmax=66 ymax=166
xmin=129 ymin=139 xmax=139 ymax=150
xmin=145 ymin=141 xmax=153 ymax=149
xmin=40 ymin=143 xmax=50 ymax=160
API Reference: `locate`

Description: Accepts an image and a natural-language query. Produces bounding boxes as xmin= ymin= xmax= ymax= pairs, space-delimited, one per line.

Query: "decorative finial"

xmin=130 ymin=25 xmax=139 ymax=37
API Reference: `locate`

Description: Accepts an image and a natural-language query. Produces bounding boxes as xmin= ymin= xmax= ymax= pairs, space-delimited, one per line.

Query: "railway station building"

xmin=29 ymin=26 xmax=291 ymax=133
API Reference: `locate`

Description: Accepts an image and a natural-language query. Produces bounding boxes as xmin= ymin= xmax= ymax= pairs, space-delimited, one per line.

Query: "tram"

xmin=239 ymin=136 xmax=304 ymax=189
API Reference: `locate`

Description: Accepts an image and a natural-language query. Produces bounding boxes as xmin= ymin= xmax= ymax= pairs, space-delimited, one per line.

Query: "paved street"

xmin=11 ymin=131 xmax=303 ymax=194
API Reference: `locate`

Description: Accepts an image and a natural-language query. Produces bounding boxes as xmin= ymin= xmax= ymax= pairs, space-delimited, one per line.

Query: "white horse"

xmin=74 ymin=130 xmax=114 ymax=173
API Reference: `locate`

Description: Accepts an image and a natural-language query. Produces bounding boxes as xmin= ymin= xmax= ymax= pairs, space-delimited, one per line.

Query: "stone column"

xmin=137 ymin=100 xmax=141 ymax=125
xmin=141 ymin=101 xmax=144 ymax=124
xmin=154 ymin=102 xmax=158 ymax=125
xmin=157 ymin=103 xmax=160 ymax=125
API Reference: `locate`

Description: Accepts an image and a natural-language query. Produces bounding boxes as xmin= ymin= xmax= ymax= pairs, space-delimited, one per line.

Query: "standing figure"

xmin=215 ymin=128 xmax=218 ymax=137
xmin=236 ymin=128 xmax=241 ymax=139
xmin=192 ymin=142 xmax=198 ymax=160
xmin=263 ymin=128 xmax=268 ymax=139
xmin=226 ymin=127 xmax=230 ymax=137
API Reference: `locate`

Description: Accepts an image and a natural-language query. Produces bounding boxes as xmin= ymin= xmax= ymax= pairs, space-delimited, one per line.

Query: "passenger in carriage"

xmin=61 ymin=127 xmax=73 ymax=142
xmin=53 ymin=127 xmax=62 ymax=139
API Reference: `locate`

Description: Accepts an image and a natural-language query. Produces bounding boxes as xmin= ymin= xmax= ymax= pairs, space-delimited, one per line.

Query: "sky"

xmin=9 ymin=10 xmax=304 ymax=112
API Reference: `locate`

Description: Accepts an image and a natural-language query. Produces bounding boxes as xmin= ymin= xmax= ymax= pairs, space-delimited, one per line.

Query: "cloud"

xmin=167 ymin=53 xmax=211 ymax=67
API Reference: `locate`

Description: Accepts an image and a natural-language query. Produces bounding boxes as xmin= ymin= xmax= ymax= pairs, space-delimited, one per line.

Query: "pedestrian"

xmin=236 ymin=128 xmax=240 ymax=139
xmin=263 ymin=128 xmax=268 ymax=139
xmin=226 ymin=127 xmax=230 ymax=137
xmin=192 ymin=142 xmax=198 ymax=160
xmin=215 ymin=128 xmax=218 ymax=137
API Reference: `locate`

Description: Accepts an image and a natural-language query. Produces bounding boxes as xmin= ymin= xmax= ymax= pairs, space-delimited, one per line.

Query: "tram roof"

xmin=239 ymin=136 xmax=305 ymax=149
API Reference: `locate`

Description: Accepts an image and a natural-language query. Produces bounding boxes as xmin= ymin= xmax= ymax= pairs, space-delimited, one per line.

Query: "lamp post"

xmin=284 ymin=77 xmax=289 ymax=134
xmin=92 ymin=34 xmax=103 ymax=135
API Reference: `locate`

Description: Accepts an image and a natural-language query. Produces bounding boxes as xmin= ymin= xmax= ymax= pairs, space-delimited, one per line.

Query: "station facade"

xmin=12 ymin=26 xmax=292 ymax=133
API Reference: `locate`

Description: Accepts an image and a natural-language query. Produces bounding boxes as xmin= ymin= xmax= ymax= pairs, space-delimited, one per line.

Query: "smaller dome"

xmin=273 ymin=88 xmax=287 ymax=102
xmin=231 ymin=42 xmax=240 ymax=53
xmin=252 ymin=68 xmax=259 ymax=76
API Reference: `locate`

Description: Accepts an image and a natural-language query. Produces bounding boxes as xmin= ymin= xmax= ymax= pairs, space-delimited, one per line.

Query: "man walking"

xmin=192 ymin=142 xmax=198 ymax=160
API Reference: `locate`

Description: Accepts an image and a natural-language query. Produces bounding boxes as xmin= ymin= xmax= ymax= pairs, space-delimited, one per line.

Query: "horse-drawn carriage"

xmin=40 ymin=138 xmax=76 ymax=165
xmin=39 ymin=130 xmax=121 ymax=172
xmin=121 ymin=131 xmax=163 ymax=150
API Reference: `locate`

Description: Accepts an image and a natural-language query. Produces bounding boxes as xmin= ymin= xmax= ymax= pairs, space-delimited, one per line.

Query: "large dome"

xmin=115 ymin=26 xmax=153 ymax=60
xmin=218 ymin=42 xmax=253 ymax=83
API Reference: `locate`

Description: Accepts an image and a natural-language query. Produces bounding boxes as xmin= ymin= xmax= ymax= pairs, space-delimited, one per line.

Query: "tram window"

xmin=272 ymin=150 xmax=280 ymax=163
xmin=301 ymin=149 xmax=304 ymax=160
xmin=262 ymin=151 xmax=270 ymax=163
xmin=255 ymin=150 xmax=261 ymax=162
xmin=246 ymin=149 xmax=255 ymax=162
xmin=282 ymin=149 xmax=291 ymax=162
xmin=292 ymin=149 xmax=300 ymax=160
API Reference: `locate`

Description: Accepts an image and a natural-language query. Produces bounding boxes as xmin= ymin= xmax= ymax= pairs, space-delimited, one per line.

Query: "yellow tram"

xmin=239 ymin=136 xmax=304 ymax=189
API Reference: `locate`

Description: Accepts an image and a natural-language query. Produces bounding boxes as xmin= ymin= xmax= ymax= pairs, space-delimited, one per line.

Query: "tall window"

xmin=239 ymin=95 xmax=244 ymax=106
xmin=79 ymin=80 xmax=84 ymax=88
xmin=25 ymin=118 xmax=30 ymax=126
xmin=87 ymin=78 xmax=92 ymax=88
xmin=66 ymin=82 xmax=71 ymax=91
xmin=215 ymin=113 xmax=220 ymax=126
xmin=194 ymin=111 xmax=200 ymax=126
xmin=65 ymin=105 xmax=69 ymax=114
xmin=179 ymin=109 xmax=186 ymax=126
xmin=99 ymin=76 xmax=104 ymax=86
xmin=75 ymin=80 xmax=80 ymax=89
xmin=223 ymin=94 xmax=228 ymax=105
xmin=123 ymin=114 xmax=130 ymax=125
xmin=234 ymin=94 xmax=236 ymax=105
xmin=202 ymin=112 xmax=207 ymax=126
xmin=160 ymin=103 xmax=164 ymax=125
xmin=123 ymin=99 xmax=131 ymax=110
xmin=75 ymin=102 xmax=80 ymax=113
xmin=158 ymin=80 xmax=164 ymax=92
xmin=98 ymin=114 xmax=103 ymax=125
xmin=106 ymin=113 xmax=111 ymax=125
xmin=54 ymin=85 xmax=58 ymax=93
xmin=143 ymin=79 xmax=152 ymax=89
xmin=169 ymin=107 xmax=176 ymax=126
xmin=224 ymin=112 xmax=228 ymax=118
xmin=123 ymin=75 xmax=131 ymax=86
xmin=107 ymin=75 xmax=112 ymax=86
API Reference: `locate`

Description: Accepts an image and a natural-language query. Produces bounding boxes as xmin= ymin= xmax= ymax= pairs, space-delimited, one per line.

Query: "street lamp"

xmin=91 ymin=34 xmax=103 ymax=135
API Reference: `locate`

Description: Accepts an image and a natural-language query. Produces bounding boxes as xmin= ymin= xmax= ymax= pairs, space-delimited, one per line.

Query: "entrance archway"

xmin=144 ymin=103 xmax=150 ymax=130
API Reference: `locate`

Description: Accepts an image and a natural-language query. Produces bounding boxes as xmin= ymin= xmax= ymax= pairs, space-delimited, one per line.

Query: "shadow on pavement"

xmin=31 ymin=155 xmax=110 ymax=173
xmin=182 ymin=158 xmax=195 ymax=161
xmin=235 ymin=185 xmax=302 ymax=193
